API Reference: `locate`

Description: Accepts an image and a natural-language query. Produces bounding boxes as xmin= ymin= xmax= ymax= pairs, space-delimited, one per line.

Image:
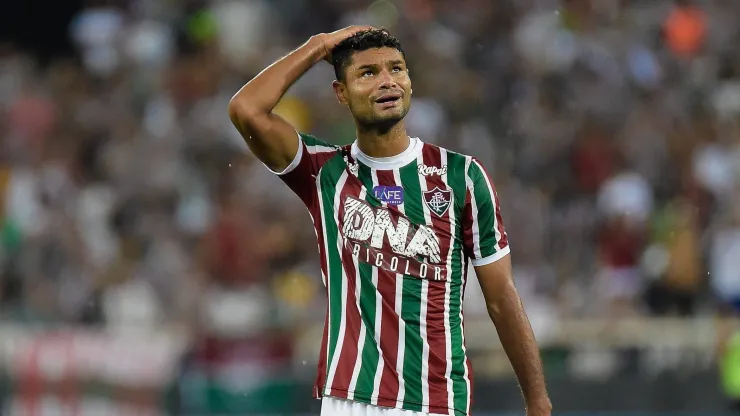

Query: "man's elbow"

xmin=485 ymin=281 xmax=521 ymax=317
xmin=486 ymin=300 xmax=503 ymax=319
xmin=228 ymin=97 xmax=259 ymax=126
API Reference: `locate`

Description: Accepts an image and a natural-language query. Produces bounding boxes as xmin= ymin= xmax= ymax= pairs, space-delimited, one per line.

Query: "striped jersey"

xmin=273 ymin=133 xmax=510 ymax=416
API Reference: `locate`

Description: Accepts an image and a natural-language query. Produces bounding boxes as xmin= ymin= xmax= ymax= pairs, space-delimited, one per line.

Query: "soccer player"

xmin=228 ymin=27 xmax=551 ymax=416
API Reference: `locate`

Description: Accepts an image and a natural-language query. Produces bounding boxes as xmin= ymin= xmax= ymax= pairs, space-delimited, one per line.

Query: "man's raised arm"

xmin=227 ymin=26 xmax=371 ymax=172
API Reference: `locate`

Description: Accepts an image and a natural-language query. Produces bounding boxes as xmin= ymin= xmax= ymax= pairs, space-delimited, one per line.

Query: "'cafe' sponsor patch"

xmin=372 ymin=185 xmax=404 ymax=206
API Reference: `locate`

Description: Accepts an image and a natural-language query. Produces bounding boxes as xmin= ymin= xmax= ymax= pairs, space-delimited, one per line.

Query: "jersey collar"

xmin=351 ymin=137 xmax=423 ymax=171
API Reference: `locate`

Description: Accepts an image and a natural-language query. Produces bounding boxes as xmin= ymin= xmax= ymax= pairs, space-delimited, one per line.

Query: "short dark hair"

xmin=331 ymin=29 xmax=406 ymax=82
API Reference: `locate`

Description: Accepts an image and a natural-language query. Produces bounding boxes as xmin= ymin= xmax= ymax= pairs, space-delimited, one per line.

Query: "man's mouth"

xmin=375 ymin=93 xmax=402 ymax=106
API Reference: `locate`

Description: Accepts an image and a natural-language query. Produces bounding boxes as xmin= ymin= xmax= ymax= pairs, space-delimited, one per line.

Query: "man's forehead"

xmin=348 ymin=48 xmax=405 ymax=67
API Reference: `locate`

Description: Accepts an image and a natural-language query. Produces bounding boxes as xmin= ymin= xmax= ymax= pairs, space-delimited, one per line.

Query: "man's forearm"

xmin=229 ymin=36 xmax=326 ymax=115
xmin=487 ymin=284 xmax=550 ymax=409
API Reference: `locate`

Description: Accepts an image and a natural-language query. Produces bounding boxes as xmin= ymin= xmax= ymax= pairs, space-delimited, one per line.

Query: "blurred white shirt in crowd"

xmin=598 ymin=171 xmax=653 ymax=224
xmin=104 ymin=277 xmax=162 ymax=333
xmin=712 ymin=81 xmax=740 ymax=120
xmin=693 ymin=142 xmax=735 ymax=199
xmin=123 ymin=20 xmax=174 ymax=69
xmin=69 ymin=6 xmax=125 ymax=76
xmin=405 ymin=98 xmax=446 ymax=144
xmin=76 ymin=185 xmax=118 ymax=269
xmin=212 ymin=0 xmax=271 ymax=68
xmin=5 ymin=168 xmax=45 ymax=237
xmin=513 ymin=10 xmax=577 ymax=74
xmin=711 ymin=228 xmax=740 ymax=300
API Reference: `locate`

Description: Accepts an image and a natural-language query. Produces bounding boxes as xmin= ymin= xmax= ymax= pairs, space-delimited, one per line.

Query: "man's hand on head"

xmin=316 ymin=26 xmax=376 ymax=63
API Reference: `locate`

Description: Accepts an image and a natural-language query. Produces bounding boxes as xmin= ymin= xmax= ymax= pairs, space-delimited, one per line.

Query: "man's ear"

xmin=332 ymin=80 xmax=348 ymax=105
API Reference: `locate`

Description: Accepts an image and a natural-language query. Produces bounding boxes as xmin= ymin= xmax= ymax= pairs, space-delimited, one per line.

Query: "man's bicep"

xmin=462 ymin=158 xmax=510 ymax=266
xmin=229 ymin=106 xmax=300 ymax=173
xmin=474 ymin=252 xmax=514 ymax=303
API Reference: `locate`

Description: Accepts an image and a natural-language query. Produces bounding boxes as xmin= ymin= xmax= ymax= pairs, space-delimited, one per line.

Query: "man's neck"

xmin=355 ymin=121 xmax=410 ymax=158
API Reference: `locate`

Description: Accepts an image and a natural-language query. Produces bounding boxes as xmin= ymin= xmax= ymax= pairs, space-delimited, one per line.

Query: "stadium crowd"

xmin=1 ymin=0 xmax=740 ymax=340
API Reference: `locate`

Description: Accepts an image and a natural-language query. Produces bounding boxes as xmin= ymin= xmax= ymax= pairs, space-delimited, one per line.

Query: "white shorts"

xmin=321 ymin=397 xmax=444 ymax=416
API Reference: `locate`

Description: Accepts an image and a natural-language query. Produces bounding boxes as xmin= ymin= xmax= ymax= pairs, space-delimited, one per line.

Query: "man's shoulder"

xmin=426 ymin=142 xmax=472 ymax=159
xmin=424 ymin=143 xmax=473 ymax=170
xmin=298 ymin=132 xmax=342 ymax=153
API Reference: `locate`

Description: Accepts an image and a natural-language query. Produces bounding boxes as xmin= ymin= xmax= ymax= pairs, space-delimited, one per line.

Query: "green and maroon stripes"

xmin=415 ymin=145 xmax=448 ymax=414
xmin=391 ymin=168 xmax=409 ymax=409
xmin=304 ymin=140 xmax=494 ymax=416
xmin=347 ymin=163 xmax=382 ymax=401
xmin=474 ymin=159 xmax=508 ymax=252
xmin=420 ymin=144 xmax=455 ymax=415
xmin=299 ymin=141 xmax=354 ymax=400
xmin=281 ymin=133 xmax=339 ymax=207
xmin=447 ymin=151 xmax=475 ymax=415
xmin=374 ymin=169 xmax=402 ymax=407
xmin=397 ymin=158 xmax=427 ymax=412
xmin=317 ymin=155 xmax=351 ymax=397
xmin=423 ymin=145 xmax=477 ymax=415
xmin=330 ymin=171 xmax=364 ymax=397
xmin=464 ymin=158 xmax=509 ymax=262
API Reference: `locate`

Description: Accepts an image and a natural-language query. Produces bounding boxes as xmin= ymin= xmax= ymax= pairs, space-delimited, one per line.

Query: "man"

xmin=228 ymin=27 xmax=551 ymax=416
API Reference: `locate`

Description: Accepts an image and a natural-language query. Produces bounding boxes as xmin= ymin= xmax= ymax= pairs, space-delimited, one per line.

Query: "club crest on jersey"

xmin=372 ymin=185 xmax=404 ymax=206
xmin=423 ymin=187 xmax=452 ymax=217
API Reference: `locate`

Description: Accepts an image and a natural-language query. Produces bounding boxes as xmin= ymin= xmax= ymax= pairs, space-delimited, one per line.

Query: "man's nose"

xmin=377 ymin=70 xmax=397 ymax=89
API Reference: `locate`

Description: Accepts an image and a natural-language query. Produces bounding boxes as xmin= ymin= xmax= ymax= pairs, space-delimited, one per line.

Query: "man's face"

xmin=333 ymin=47 xmax=411 ymax=128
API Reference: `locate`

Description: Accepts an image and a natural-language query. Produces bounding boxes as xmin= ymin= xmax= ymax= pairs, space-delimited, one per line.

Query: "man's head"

xmin=330 ymin=29 xmax=411 ymax=130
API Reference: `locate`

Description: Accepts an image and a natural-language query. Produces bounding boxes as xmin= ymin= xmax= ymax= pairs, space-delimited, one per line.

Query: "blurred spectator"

xmin=644 ymin=198 xmax=702 ymax=316
xmin=597 ymin=156 xmax=654 ymax=225
xmin=595 ymin=213 xmax=647 ymax=317
xmin=663 ymin=0 xmax=706 ymax=58
xmin=571 ymin=122 xmax=615 ymax=194
xmin=199 ymin=192 xmax=268 ymax=289
xmin=710 ymin=197 xmax=740 ymax=313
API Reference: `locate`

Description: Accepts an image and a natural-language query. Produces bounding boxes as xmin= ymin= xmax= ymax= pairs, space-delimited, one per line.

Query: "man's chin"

xmin=368 ymin=116 xmax=403 ymax=131
xmin=373 ymin=109 xmax=407 ymax=124
xmin=355 ymin=109 xmax=408 ymax=131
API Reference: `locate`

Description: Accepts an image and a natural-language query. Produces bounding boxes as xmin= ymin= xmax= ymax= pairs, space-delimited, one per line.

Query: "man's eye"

xmin=363 ymin=71 xmax=374 ymax=77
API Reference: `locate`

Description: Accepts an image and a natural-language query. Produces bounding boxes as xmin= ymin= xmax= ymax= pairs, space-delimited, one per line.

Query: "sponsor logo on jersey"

xmin=423 ymin=187 xmax=452 ymax=217
xmin=372 ymin=185 xmax=404 ymax=206
xmin=342 ymin=196 xmax=446 ymax=281
xmin=417 ymin=164 xmax=448 ymax=176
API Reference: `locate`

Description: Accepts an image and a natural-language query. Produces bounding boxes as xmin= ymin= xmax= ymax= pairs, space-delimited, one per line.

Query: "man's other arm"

xmin=463 ymin=157 xmax=551 ymax=415
xmin=475 ymin=256 xmax=552 ymax=416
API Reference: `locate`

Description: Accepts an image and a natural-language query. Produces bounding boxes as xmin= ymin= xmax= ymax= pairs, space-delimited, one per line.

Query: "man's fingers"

xmin=322 ymin=25 xmax=380 ymax=63
xmin=357 ymin=25 xmax=376 ymax=33
xmin=343 ymin=25 xmax=376 ymax=35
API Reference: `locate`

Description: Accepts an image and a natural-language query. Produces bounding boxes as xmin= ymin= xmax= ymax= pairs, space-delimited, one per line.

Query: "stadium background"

xmin=1 ymin=0 xmax=739 ymax=414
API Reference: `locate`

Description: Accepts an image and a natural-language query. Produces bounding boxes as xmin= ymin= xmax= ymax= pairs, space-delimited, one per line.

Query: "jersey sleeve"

xmin=264 ymin=132 xmax=340 ymax=206
xmin=462 ymin=157 xmax=510 ymax=266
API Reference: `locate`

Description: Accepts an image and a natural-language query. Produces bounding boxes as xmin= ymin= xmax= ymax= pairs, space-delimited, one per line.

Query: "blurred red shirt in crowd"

xmin=598 ymin=216 xmax=646 ymax=269
xmin=571 ymin=126 xmax=615 ymax=194
xmin=201 ymin=194 xmax=267 ymax=288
